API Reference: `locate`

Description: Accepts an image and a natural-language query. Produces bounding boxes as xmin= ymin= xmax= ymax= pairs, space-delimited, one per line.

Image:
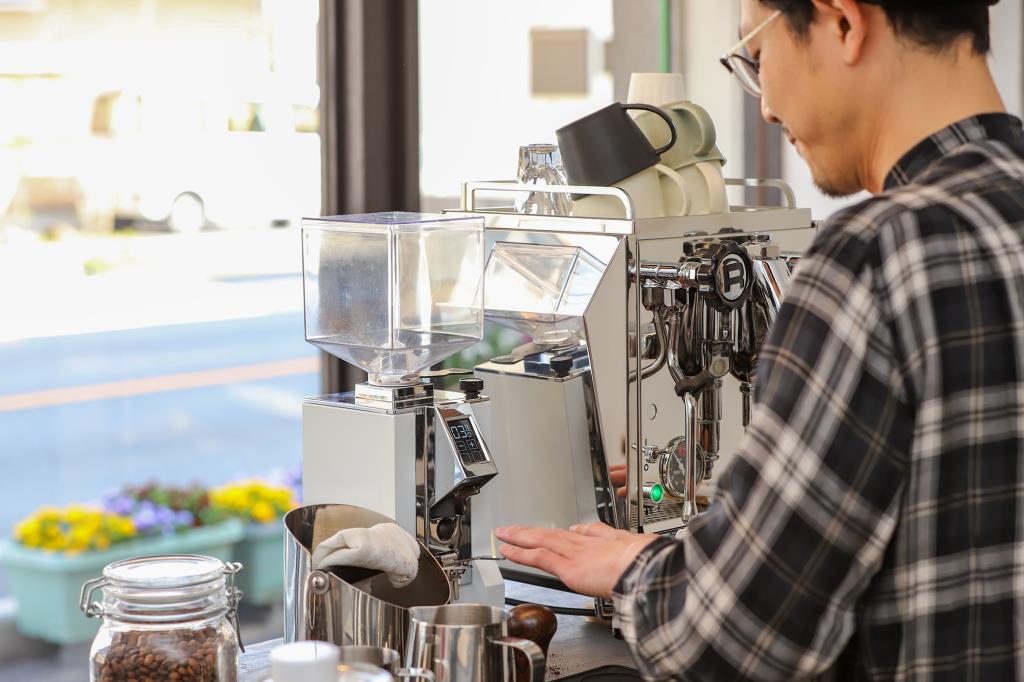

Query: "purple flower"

xmin=102 ymin=494 xmax=135 ymax=516
xmin=100 ymin=489 xmax=197 ymax=537
xmin=132 ymin=501 xmax=159 ymax=533
xmin=155 ymin=506 xmax=176 ymax=535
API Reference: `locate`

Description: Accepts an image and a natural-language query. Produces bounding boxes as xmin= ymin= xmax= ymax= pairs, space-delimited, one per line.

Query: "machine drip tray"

xmin=557 ymin=665 xmax=641 ymax=680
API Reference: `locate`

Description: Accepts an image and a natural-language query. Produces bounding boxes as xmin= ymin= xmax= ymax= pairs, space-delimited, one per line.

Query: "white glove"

xmin=312 ymin=522 xmax=420 ymax=588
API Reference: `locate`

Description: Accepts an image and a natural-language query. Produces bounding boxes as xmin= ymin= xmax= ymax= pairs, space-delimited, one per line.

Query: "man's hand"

xmin=495 ymin=522 xmax=659 ymax=599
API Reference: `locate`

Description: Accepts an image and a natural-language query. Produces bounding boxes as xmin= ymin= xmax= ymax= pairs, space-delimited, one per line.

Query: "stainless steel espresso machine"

xmin=301 ymin=212 xmax=505 ymax=606
xmin=444 ymin=180 xmax=812 ymax=589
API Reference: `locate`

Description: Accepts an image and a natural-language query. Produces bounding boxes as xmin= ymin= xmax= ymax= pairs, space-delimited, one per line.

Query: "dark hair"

xmin=760 ymin=0 xmax=998 ymax=54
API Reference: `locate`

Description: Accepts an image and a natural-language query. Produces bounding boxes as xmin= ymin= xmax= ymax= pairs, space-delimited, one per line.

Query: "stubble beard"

xmin=809 ymin=157 xmax=864 ymax=198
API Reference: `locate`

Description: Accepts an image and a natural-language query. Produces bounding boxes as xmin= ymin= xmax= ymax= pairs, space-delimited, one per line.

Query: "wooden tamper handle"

xmin=509 ymin=603 xmax=558 ymax=680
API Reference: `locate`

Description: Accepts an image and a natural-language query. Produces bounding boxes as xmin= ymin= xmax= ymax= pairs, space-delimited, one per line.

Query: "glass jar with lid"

xmin=80 ymin=554 xmax=244 ymax=682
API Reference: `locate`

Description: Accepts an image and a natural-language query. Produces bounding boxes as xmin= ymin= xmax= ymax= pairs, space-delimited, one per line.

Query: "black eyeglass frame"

xmin=718 ymin=9 xmax=781 ymax=97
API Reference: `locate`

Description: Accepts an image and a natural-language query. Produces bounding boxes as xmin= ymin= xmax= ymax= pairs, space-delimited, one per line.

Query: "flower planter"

xmin=232 ymin=520 xmax=285 ymax=606
xmin=0 ymin=519 xmax=244 ymax=645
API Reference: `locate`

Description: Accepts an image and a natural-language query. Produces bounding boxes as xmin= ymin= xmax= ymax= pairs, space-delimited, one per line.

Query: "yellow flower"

xmin=65 ymin=506 xmax=88 ymax=523
xmin=70 ymin=524 xmax=90 ymax=543
xmin=13 ymin=505 xmax=136 ymax=553
xmin=14 ymin=518 xmax=39 ymax=544
xmin=251 ymin=501 xmax=274 ymax=523
xmin=19 ymin=527 xmax=42 ymax=548
xmin=210 ymin=479 xmax=297 ymax=522
xmin=118 ymin=518 xmax=137 ymax=537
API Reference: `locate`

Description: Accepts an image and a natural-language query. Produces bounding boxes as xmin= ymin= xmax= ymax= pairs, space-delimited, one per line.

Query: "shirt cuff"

xmin=614 ymin=535 xmax=674 ymax=596
xmin=612 ymin=535 xmax=677 ymax=645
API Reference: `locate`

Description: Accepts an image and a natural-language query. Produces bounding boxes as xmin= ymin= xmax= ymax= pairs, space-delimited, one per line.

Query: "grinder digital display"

xmin=447 ymin=416 xmax=487 ymax=464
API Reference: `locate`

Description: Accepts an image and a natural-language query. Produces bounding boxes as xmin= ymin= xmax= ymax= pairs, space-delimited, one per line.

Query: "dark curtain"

xmin=317 ymin=0 xmax=420 ymax=393
xmin=743 ymin=95 xmax=783 ymax=206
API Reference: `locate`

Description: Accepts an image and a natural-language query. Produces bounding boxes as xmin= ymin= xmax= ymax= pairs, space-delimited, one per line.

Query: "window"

xmin=0 ymin=0 xmax=320 ymax=633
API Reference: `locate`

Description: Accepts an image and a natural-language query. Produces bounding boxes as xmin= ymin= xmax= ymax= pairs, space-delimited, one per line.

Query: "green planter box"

xmin=0 ymin=519 xmax=244 ymax=645
xmin=232 ymin=520 xmax=285 ymax=606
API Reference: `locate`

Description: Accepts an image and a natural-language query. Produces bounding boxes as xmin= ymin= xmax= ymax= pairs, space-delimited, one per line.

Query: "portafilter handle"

xmin=440 ymin=556 xmax=505 ymax=577
xmin=439 ymin=556 xmax=505 ymax=601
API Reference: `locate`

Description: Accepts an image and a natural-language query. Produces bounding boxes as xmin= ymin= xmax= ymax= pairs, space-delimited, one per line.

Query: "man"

xmin=497 ymin=0 xmax=1024 ymax=679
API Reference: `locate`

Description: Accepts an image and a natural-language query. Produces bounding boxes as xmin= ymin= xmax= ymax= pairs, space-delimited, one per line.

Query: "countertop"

xmin=239 ymin=581 xmax=636 ymax=680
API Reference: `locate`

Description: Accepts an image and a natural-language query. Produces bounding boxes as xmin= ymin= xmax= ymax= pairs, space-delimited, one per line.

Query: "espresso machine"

xmin=300 ymin=212 xmax=504 ymax=606
xmin=440 ymin=180 xmax=812 ymax=588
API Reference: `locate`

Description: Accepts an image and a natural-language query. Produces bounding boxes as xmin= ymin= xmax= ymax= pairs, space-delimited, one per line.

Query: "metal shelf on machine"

xmin=444 ymin=177 xmax=815 ymax=238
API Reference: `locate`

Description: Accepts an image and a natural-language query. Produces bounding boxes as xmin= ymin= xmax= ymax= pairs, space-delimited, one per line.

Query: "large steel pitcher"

xmin=284 ymin=504 xmax=451 ymax=656
xmin=405 ymin=604 xmax=545 ymax=682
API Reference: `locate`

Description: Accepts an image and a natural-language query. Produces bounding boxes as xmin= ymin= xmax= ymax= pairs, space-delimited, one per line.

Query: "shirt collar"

xmin=884 ymin=113 xmax=1024 ymax=190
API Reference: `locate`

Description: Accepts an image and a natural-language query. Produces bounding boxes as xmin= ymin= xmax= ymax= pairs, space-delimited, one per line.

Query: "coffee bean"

xmin=92 ymin=626 xmax=236 ymax=681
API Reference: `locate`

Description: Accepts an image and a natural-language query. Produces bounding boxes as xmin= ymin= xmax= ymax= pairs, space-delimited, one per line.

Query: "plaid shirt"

xmin=614 ymin=113 xmax=1024 ymax=681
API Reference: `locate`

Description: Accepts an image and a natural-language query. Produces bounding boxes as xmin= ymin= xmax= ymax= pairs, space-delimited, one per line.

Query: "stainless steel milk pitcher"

xmin=405 ymin=604 xmax=545 ymax=682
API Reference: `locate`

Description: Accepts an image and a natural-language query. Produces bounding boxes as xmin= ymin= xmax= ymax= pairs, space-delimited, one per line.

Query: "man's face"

xmin=740 ymin=0 xmax=865 ymax=197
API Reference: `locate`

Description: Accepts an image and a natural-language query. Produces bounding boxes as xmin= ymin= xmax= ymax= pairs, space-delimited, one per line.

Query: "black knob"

xmin=435 ymin=517 xmax=457 ymax=542
xmin=696 ymin=241 xmax=753 ymax=312
xmin=550 ymin=355 xmax=573 ymax=378
xmin=459 ymin=377 xmax=484 ymax=399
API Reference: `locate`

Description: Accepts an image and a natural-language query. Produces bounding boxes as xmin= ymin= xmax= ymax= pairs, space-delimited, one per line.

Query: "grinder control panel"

xmin=430 ymin=405 xmax=497 ymax=517
xmin=446 ymin=416 xmax=488 ymax=464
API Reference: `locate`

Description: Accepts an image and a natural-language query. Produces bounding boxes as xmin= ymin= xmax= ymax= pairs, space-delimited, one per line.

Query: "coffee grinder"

xmin=300 ymin=212 xmax=503 ymax=606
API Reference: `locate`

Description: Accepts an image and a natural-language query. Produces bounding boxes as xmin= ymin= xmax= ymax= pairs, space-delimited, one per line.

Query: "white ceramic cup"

xmin=572 ymin=163 xmax=691 ymax=219
xmin=633 ymin=101 xmax=719 ymax=169
xmin=699 ymin=161 xmax=729 ymax=214
xmin=626 ymin=73 xmax=688 ymax=112
xmin=270 ymin=641 xmax=340 ymax=682
xmin=662 ymin=161 xmax=729 ymax=216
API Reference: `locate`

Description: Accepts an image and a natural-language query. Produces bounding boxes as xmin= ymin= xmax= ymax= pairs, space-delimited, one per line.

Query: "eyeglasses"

xmin=719 ymin=10 xmax=781 ymax=97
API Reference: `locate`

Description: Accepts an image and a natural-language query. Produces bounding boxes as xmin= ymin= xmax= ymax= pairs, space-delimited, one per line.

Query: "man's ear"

xmin=810 ymin=0 xmax=870 ymax=65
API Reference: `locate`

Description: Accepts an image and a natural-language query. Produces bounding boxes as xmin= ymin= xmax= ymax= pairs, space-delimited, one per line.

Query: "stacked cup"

xmin=556 ymin=101 xmax=689 ymax=219
xmin=628 ymin=73 xmax=729 ymax=216
xmin=556 ymin=73 xmax=729 ymax=220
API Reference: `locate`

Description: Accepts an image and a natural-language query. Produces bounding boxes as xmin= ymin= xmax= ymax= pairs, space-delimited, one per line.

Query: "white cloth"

xmin=311 ymin=522 xmax=420 ymax=588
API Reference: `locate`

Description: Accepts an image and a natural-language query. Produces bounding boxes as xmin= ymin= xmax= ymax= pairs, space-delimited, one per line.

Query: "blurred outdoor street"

xmin=0 ymin=1 xmax=324 ymax=676
xmin=0 ymin=229 xmax=318 ymax=593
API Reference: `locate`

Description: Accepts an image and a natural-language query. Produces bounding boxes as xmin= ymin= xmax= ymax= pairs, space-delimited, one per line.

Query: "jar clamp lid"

xmin=80 ymin=554 xmax=245 ymax=651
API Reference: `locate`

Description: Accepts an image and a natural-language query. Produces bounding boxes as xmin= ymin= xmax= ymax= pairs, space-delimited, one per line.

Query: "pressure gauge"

xmin=659 ymin=436 xmax=703 ymax=499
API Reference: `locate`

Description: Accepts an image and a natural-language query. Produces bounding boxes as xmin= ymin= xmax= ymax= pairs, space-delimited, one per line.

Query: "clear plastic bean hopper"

xmin=483 ymin=242 xmax=604 ymax=347
xmin=300 ymin=212 xmax=504 ymax=606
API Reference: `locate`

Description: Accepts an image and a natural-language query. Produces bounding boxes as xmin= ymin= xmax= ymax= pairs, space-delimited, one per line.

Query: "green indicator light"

xmin=650 ymin=485 xmax=664 ymax=503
